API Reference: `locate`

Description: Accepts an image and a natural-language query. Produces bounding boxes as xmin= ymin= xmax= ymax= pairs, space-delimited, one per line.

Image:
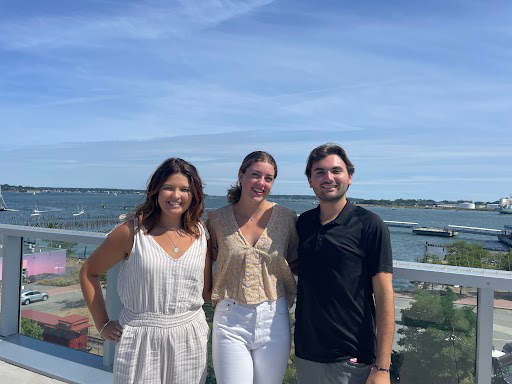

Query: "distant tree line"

xmin=1 ymin=183 xmax=144 ymax=194
xmin=2 ymin=184 xmax=499 ymax=205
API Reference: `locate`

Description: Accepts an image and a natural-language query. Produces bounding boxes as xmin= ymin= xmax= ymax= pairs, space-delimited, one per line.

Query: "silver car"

xmin=21 ymin=289 xmax=49 ymax=305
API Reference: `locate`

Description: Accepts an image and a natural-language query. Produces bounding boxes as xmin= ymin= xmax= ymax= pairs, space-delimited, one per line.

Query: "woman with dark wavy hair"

xmin=80 ymin=158 xmax=212 ymax=384
xmin=206 ymin=151 xmax=298 ymax=384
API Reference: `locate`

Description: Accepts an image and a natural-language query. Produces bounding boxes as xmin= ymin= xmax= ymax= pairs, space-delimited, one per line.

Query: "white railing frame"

xmin=0 ymin=224 xmax=118 ymax=369
xmin=1 ymin=224 xmax=511 ymax=384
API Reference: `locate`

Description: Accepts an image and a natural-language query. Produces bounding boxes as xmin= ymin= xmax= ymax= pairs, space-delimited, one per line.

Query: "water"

xmin=1 ymin=192 xmax=510 ymax=262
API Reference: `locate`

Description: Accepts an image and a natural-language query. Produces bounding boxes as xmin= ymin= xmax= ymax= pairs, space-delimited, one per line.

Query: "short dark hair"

xmin=305 ymin=143 xmax=355 ymax=178
xmin=130 ymin=158 xmax=204 ymax=236
xmin=227 ymin=151 xmax=278 ymax=204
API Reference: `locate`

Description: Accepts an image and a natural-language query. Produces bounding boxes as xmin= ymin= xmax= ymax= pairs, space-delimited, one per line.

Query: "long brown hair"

xmin=227 ymin=151 xmax=278 ymax=204
xmin=129 ymin=158 xmax=204 ymax=236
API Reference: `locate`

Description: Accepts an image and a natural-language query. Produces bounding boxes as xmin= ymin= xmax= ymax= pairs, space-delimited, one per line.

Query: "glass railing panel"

xmin=493 ymin=290 xmax=512 ymax=384
xmin=0 ymin=240 xmax=3 ymax=311
xmin=19 ymin=237 xmax=103 ymax=355
xmin=393 ymin=279 xmax=477 ymax=384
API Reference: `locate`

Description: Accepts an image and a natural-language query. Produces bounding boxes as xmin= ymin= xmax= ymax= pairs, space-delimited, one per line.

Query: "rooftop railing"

xmin=1 ymin=224 xmax=511 ymax=384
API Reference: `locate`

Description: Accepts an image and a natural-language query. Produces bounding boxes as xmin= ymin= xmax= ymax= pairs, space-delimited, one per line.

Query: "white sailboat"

xmin=72 ymin=203 xmax=85 ymax=216
xmin=0 ymin=185 xmax=19 ymax=212
xmin=31 ymin=203 xmax=47 ymax=216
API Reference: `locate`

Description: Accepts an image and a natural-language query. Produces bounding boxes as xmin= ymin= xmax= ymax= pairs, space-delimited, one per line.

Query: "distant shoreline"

xmin=1 ymin=184 xmax=501 ymax=210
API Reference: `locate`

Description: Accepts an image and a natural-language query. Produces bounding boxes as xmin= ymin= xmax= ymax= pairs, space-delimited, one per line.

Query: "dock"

xmin=499 ymin=225 xmax=512 ymax=247
xmin=447 ymin=224 xmax=502 ymax=236
xmin=384 ymin=220 xmax=418 ymax=228
xmin=383 ymin=220 xmax=506 ymax=240
xmin=413 ymin=227 xmax=458 ymax=237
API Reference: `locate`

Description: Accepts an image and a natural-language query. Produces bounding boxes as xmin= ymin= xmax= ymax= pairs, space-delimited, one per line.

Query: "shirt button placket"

xmin=315 ymin=230 xmax=325 ymax=252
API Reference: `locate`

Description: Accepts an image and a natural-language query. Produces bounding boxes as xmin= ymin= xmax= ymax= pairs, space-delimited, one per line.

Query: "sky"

xmin=1 ymin=0 xmax=511 ymax=201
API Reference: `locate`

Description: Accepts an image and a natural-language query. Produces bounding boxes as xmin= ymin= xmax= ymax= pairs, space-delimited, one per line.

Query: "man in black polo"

xmin=294 ymin=143 xmax=394 ymax=384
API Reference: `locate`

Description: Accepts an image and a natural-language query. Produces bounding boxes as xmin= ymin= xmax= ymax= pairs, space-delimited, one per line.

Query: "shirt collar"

xmin=315 ymin=199 xmax=356 ymax=227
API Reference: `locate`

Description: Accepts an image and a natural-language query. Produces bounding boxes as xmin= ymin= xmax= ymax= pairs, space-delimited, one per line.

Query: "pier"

xmin=447 ymin=224 xmax=502 ymax=236
xmin=383 ymin=221 xmax=506 ymax=240
xmin=383 ymin=220 xmax=418 ymax=228
xmin=413 ymin=227 xmax=457 ymax=237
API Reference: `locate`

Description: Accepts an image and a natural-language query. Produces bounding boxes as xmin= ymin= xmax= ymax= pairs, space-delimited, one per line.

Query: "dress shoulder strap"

xmin=199 ymin=221 xmax=210 ymax=240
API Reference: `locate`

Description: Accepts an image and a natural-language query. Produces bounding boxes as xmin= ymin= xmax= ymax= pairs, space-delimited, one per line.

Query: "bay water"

xmin=1 ymin=192 xmax=510 ymax=263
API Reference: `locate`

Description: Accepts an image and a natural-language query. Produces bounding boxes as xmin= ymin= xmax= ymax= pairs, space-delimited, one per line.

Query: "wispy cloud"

xmin=2 ymin=0 xmax=511 ymax=200
xmin=0 ymin=0 xmax=273 ymax=50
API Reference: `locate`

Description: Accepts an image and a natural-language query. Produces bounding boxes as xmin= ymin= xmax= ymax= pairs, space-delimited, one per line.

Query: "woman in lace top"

xmin=206 ymin=151 xmax=298 ymax=384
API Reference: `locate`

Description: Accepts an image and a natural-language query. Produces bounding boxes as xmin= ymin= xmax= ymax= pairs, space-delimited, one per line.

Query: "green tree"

xmin=397 ymin=289 xmax=476 ymax=384
xmin=99 ymin=272 xmax=107 ymax=287
xmin=496 ymin=250 xmax=512 ymax=271
xmin=445 ymin=241 xmax=492 ymax=269
xmin=417 ymin=253 xmax=443 ymax=264
xmin=21 ymin=318 xmax=44 ymax=340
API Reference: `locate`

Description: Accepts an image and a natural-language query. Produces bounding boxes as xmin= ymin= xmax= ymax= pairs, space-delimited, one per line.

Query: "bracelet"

xmin=371 ymin=364 xmax=390 ymax=374
xmin=99 ymin=320 xmax=111 ymax=335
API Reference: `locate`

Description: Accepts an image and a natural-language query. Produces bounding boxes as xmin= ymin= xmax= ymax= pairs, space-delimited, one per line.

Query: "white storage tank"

xmin=487 ymin=203 xmax=500 ymax=210
xmin=458 ymin=202 xmax=475 ymax=209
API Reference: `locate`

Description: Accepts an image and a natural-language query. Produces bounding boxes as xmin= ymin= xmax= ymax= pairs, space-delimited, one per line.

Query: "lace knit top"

xmin=206 ymin=204 xmax=298 ymax=307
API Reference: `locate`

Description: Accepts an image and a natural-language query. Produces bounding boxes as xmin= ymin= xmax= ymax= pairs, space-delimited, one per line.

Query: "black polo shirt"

xmin=294 ymin=200 xmax=392 ymax=364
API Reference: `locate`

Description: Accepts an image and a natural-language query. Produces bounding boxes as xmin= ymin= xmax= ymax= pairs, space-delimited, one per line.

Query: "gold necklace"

xmin=165 ymin=230 xmax=182 ymax=253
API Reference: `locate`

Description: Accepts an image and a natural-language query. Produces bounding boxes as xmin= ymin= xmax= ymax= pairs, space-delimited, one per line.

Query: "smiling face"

xmin=239 ymin=161 xmax=276 ymax=202
xmin=308 ymin=154 xmax=352 ymax=203
xmin=157 ymin=172 xmax=192 ymax=218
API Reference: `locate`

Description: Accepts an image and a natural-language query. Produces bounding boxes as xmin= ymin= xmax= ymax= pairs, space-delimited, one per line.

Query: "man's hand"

xmin=366 ymin=368 xmax=390 ymax=384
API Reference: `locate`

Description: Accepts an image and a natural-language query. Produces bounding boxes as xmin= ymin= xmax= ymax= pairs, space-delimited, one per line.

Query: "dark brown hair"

xmin=305 ymin=143 xmax=355 ymax=178
xmin=227 ymin=151 xmax=278 ymax=204
xmin=129 ymin=158 xmax=204 ymax=236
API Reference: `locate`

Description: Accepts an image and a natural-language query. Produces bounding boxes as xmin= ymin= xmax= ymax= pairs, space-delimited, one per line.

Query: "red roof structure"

xmin=21 ymin=309 xmax=92 ymax=332
xmin=21 ymin=309 xmax=93 ymax=351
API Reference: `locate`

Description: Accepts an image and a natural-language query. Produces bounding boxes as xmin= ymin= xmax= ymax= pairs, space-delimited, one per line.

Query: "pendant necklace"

xmin=165 ymin=230 xmax=181 ymax=253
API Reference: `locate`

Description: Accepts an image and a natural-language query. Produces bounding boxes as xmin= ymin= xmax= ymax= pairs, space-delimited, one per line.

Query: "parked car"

xmin=20 ymin=289 xmax=49 ymax=305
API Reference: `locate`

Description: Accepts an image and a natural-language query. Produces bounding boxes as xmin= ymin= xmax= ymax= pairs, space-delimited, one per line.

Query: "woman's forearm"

xmin=80 ymin=269 xmax=109 ymax=331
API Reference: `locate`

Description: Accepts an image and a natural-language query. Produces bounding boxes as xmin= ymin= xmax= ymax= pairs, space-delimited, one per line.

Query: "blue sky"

xmin=1 ymin=0 xmax=511 ymax=201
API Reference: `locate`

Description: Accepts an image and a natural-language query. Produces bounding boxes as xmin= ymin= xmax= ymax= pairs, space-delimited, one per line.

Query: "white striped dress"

xmin=114 ymin=223 xmax=209 ymax=384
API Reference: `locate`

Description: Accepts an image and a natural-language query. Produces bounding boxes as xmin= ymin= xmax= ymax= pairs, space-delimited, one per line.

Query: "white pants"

xmin=212 ymin=297 xmax=291 ymax=384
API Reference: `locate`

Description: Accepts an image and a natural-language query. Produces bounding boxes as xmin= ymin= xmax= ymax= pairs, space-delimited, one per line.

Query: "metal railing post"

xmin=476 ymin=287 xmax=494 ymax=384
xmin=0 ymin=235 xmax=23 ymax=336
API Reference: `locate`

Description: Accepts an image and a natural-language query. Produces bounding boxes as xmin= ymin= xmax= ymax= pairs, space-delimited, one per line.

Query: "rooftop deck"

xmin=0 ymin=360 xmax=65 ymax=383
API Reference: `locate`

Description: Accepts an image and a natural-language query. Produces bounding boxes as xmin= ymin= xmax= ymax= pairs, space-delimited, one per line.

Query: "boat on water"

xmin=412 ymin=227 xmax=458 ymax=237
xmin=72 ymin=204 xmax=85 ymax=216
xmin=0 ymin=186 xmax=19 ymax=212
xmin=499 ymin=205 xmax=512 ymax=214
xmin=31 ymin=203 xmax=47 ymax=216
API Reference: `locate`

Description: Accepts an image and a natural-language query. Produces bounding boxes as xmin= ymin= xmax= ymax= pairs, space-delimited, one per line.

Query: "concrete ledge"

xmin=0 ymin=335 xmax=112 ymax=384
